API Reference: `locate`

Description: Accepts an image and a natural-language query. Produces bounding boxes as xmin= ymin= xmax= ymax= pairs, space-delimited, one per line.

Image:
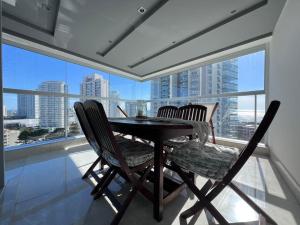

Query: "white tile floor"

xmin=1 ymin=144 xmax=300 ymax=225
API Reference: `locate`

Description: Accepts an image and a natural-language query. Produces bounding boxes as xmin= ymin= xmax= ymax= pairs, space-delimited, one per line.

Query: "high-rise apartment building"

xmin=109 ymin=90 xmax=122 ymax=117
xmin=150 ymin=59 xmax=238 ymax=138
xmin=3 ymin=105 xmax=7 ymax=117
xmin=237 ymin=122 xmax=256 ymax=141
xmin=80 ymin=74 xmax=109 ymax=112
xmin=17 ymin=94 xmax=39 ymax=119
xmin=38 ymin=81 xmax=67 ymax=128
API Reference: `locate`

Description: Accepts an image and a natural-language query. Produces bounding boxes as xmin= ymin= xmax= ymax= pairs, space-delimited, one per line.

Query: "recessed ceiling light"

xmin=138 ymin=7 xmax=146 ymax=14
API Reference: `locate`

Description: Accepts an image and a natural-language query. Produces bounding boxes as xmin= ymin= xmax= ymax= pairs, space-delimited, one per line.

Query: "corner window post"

xmin=0 ymin=0 xmax=6 ymax=188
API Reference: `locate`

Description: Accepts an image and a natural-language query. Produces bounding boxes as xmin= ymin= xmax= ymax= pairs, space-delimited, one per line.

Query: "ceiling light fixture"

xmin=137 ymin=7 xmax=146 ymax=14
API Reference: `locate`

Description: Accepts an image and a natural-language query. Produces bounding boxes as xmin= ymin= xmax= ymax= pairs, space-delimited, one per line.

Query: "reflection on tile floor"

xmin=1 ymin=145 xmax=300 ymax=225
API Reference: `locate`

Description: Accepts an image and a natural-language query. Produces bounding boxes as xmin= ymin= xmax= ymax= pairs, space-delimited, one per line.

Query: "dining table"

xmin=108 ymin=117 xmax=195 ymax=221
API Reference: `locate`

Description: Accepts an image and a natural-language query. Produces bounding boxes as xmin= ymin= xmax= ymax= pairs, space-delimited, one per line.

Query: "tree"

xmin=31 ymin=129 xmax=48 ymax=136
xmin=53 ymin=128 xmax=65 ymax=133
xmin=18 ymin=130 xmax=30 ymax=144
xmin=69 ymin=122 xmax=80 ymax=136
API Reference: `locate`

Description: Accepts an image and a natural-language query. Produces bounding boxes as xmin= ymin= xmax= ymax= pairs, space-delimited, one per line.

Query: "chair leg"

xmin=188 ymin=172 xmax=195 ymax=184
xmin=91 ymin=166 xmax=114 ymax=195
xmin=181 ymin=179 xmax=213 ymax=219
xmin=110 ymin=166 xmax=153 ymax=225
xmin=82 ymin=156 xmax=102 ymax=179
xmin=172 ymin=163 xmax=229 ymax=225
xmin=110 ymin=185 xmax=139 ymax=225
xmin=94 ymin=169 xmax=118 ymax=200
xmin=210 ymin=121 xmax=216 ymax=144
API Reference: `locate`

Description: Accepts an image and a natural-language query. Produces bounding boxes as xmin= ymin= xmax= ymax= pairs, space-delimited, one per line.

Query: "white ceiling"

xmin=2 ymin=0 xmax=286 ymax=80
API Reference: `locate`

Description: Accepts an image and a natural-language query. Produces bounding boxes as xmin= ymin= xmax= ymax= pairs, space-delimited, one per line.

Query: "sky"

xmin=2 ymin=44 xmax=265 ymax=111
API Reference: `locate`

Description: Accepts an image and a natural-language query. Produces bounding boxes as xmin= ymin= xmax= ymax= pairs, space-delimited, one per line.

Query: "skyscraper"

xmin=109 ymin=90 xmax=122 ymax=117
xmin=150 ymin=59 xmax=238 ymax=138
xmin=80 ymin=74 xmax=109 ymax=112
xmin=17 ymin=94 xmax=39 ymax=119
xmin=38 ymin=81 xmax=67 ymax=128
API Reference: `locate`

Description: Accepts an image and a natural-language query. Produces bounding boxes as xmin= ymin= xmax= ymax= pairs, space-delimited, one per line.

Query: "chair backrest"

xmin=117 ymin=105 xmax=129 ymax=118
xmin=177 ymin=104 xmax=207 ymax=121
xmin=74 ymin=102 xmax=101 ymax=155
xmin=83 ymin=100 xmax=119 ymax=157
xmin=201 ymin=102 xmax=219 ymax=123
xmin=223 ymin=100 xmax=280 ymax=185
xmin=157 ymin=106 xmax=178 ymax=118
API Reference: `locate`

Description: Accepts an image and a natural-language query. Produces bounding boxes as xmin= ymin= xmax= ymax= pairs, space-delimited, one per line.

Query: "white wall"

xmin=269 ymin=0 xmax=300 ymax=202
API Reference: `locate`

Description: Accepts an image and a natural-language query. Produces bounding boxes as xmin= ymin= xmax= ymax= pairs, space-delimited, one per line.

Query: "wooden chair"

xmin=83 ymin=100 xmax=154 ymax=225
xmin=74 ymin=102 xmax=132 ymax=195
xmin=202 ymin=102 xmax=219 ymax=144
xmin=74 ymin=102 xmax=103 ymax=180
xmin=157 ymin=105 xmax=178 ymax=118
xmin=166 ymin=104 xmax=207 ymax=183
xmin=164 ymin=104 xmax=208 ymax=147
xmin=117 ymin=105 xmax=129 ymax=117
xmin=177 ymin=104 xmax=207 ymax=121
xmin=168 ymin=100 xmax=280 ymax=224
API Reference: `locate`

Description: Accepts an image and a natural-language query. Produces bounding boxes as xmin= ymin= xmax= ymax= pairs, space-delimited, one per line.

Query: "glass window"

xmin=148 ymin=50 xmax=266 ymax=141
xmin=149 ymin=50 xmax=265 ymax=101
xmin=2 ymin=44 xmax=151 ymax=148
xmin=2 ymin=43 xmax=266 ymax=147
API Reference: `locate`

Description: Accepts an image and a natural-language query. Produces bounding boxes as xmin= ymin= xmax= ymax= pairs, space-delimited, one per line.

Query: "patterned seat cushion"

xmin=164 ymin=136 xmax=190 ymax=149
xmin=168 ymin=141 xmax=240 ymax=181
xmin=102 ymin=139 xmax=154 ymax=167
xmin=163 ymin=120 xmax=209 ymax=149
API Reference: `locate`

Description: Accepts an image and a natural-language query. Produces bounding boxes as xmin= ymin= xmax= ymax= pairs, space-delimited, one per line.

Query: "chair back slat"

xmin=74 ymin=102 xmax=101 ymax=155
xmin=223 ymin=100 xmax=280 ymax=185
xmin=177 ymin=104 xmax=207 ymax=122
xmin=157 ymin=106 xmax=178 ymax=118
xmin=83 ymin=100 xmax=118 ymax=156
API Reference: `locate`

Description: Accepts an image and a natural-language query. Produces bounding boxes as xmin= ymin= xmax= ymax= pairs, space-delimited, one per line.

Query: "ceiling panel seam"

xmin=128 ymin=0 xmax=268 ymax=69
xmin=52 ymin=0 xmax=61 ymax=36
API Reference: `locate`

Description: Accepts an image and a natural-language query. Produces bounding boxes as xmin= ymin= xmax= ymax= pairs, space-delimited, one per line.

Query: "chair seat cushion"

xmin=168 ymin=141 xmax=239 ymax=181
xmin=102 ymin=140 xmax=154 ymax=167
xmin=164 ymin=136 xmax=189 ymax=148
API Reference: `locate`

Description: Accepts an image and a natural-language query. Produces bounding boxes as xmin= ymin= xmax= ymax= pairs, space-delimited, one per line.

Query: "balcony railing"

xmin=3 ymin=88 xmax=265 ymax=150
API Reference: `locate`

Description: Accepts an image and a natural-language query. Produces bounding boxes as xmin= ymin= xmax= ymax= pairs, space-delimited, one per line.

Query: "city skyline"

xmin=3 ymin=49 xmax=266 ymax=146
xmin=150 ymin=59 xmax=239 ymax=138
xmin=3 ymin=44 xmax=265 ymax=111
